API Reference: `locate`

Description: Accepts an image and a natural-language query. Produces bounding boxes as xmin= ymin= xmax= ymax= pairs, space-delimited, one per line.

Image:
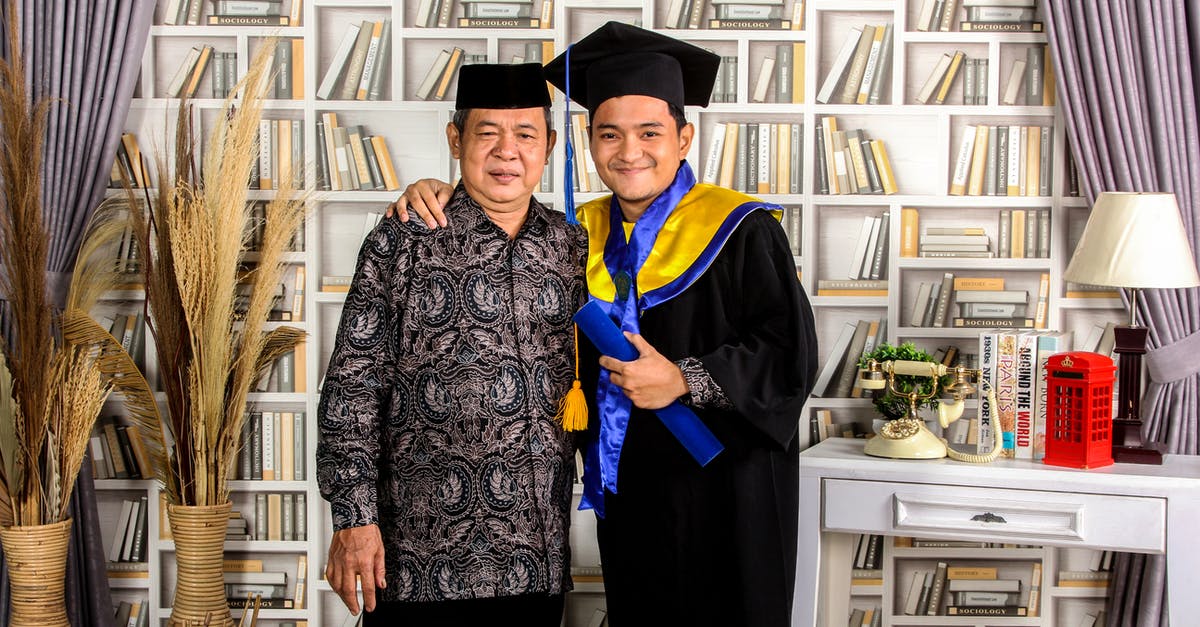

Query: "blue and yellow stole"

xmin=577 ymin=162 xmax=782 ymax=515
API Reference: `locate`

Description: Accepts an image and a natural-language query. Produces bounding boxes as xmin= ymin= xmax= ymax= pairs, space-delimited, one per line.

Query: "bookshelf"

xmin=108 ymin=0 xmax=1121 ymax=625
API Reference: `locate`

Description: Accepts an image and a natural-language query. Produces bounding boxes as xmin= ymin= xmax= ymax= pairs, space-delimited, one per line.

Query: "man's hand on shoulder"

xmin=385 ymin=178 xmax=454 ymax=229
xmin=600 ymin=332 xmax=690 ymax=410
xmin=326 ymin=524 xmax=387 ymax=615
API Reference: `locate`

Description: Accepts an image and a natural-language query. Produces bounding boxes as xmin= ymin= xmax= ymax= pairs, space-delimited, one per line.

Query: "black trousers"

xmin=362 ymin=593 xmax=564 ymax=626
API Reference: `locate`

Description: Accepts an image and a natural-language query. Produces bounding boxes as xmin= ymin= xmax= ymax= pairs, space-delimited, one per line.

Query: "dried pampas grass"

xmin=101 ymin=38 xmax=308 ymax=507
xmin=0 ymin=5 xmax=147 ymax=527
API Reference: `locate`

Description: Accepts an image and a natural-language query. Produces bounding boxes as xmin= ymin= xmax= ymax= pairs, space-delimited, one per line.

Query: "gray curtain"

xmin=1044 ymin=1 xmax=1200 ymax=626
xmin=0 ymin=2 xmax=154 ymax=626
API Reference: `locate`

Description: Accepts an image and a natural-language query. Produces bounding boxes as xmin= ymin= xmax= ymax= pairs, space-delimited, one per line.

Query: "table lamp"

xmin=1063 ymin=192 xmax=1200 ymax=464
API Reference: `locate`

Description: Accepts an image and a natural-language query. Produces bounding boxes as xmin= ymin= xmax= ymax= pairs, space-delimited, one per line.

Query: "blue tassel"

xmin=563 ymin=44 xmax=578 ymax=225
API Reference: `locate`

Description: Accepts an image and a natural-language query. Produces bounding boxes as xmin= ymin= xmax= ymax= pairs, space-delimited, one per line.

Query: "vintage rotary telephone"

xmin=857 ymin=359 xmax=1002 ymax=463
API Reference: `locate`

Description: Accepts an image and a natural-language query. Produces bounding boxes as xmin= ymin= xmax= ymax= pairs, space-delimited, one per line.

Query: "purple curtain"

xmin=0 ymin=2 xmax=154 ymax=626
xmin=1044 ymin=1 xmax=1200 ymax=625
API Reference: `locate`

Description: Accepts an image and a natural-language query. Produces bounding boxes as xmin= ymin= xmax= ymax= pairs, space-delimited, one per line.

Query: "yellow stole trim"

xmin=579 ymin=184 xmax=782 ymax=303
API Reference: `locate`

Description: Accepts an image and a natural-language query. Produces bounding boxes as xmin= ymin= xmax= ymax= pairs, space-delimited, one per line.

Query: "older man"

xmin=317 ymin=63 xmax=585 ymax=626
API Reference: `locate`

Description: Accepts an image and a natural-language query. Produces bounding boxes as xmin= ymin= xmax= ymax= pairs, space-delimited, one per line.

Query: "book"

xmin=816 ymin=26 xmax=863 ymax=104
xmin=947 ymin=565 xmax=997 ymax=579
xmin=207 ymin=15 xmax=290 ymax=25
xmin=458 ymin=17 xmax=541 ymax=27
xmin=960 ymin=20 xmax=1043 ymax=31
xmin=926 ymin=561 xmax=948 ymax=615
xmin=946 ymin=606 xmax=1028 ymax=616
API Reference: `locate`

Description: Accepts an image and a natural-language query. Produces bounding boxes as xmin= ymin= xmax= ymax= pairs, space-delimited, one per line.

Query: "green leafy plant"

xmin=857 ymin=342 xmax=954 ymax=420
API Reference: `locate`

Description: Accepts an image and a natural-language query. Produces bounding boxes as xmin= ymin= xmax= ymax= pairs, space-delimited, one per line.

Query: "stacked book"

xmin=224 ymin=558 xmax=303 ymax=609
xmin=457 ymin=0 xmax=549 ymax=27
xmin=941 ymin=564 xmax=1036 ymax=617
xmin=701 ymin=121 xmax=802 ymax=194
xmin=315 ymin=114 xmax=400 ymax=192
xmin=205 ymin=0 xmax=299 ymax=25
xmin=952 ymin=277 xmax=1043 ymax=329
xmin=919 ymin=226 xmax=990 ymax=259
xmin=949 ymin=124 xmax=1052 ymax=196
xmin=707 ymin=0 xmax=799 ymax=30
xmin=816 ymin=23 xmax=894 ymax=105
xmin=318 ymin=20 xmax=392 ymax=101
xmin=815 ymin=116 xmax=898 ymax=195
xmin=959 ymin=0 xmax=1041 ymax=32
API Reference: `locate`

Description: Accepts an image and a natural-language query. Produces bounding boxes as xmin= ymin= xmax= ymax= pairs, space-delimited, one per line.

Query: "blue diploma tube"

xmin=573 ymin=300 xmax=724 ymax=466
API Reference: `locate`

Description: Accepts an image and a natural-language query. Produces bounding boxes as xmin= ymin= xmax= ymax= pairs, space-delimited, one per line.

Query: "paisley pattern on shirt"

xmin=317 ymin=186 xmax=587 ymax=602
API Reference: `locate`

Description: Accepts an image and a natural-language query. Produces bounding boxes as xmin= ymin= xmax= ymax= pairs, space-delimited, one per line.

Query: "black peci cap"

xmin=543 ymin=21 xmax=721 ymax=116
xmin=455 ymin=62 xmax=552 ymax=110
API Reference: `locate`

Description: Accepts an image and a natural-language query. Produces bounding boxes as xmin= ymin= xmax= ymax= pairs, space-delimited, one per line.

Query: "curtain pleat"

xmin=0 ymin=2 xmax=155 ymax=626
xmin=1045 ymin=1 xmax=1200 ymax=625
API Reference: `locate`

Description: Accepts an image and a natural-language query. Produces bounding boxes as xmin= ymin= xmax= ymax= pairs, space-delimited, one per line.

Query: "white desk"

xmin=792 ymin=438 xmax=1200 ymax=626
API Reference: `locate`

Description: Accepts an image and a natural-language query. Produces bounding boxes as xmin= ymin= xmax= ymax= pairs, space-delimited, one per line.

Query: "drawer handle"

xmin=971 ymin=512 xmax=1007 ymax=524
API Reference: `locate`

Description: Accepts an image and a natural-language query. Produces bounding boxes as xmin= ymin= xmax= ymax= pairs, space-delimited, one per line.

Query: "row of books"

xmin=1005 ymin=45 xmax=1055 ymax=106
xmin=113 ymin=599 xmax=149 ymax=627
xmin=815 ymin=117 xmax=899 ymax=195
xmin=92 ymin=413 xmax=152 ymax=481
xmin=318 ymin=20 xmax=391 ymax=101
xmin=270 ymin=39 xmax=305 ymax=100
xmin=252 ymin=344 xmax=307 ymax=393
xmin=237 ymin=411 xmax=307 ymax=482
xmin=237 ymin=492 xmax=308 ymax=542
xmin=108 ymin=497 xmax=150 ymax=564
xmin=949 ymin=124 xmax=1053 ymax=197
xmin=314 ymin=114 xmax=400 ymax=192
xmin=895 ymin=207 xmax=1050 ymax=260
xmin=811 ymin=317 xmax=888 ymax=399
xmin=415 ymin=46 xmax=470 ymax=102
xmin=253 ymin=118 xmax=305 ymax=191
xmin=851 ymin=534 xmax=884 ymax=571
xmin=167 ymin=45 xmax=214 ymax=99
xmin=710 ymin=56 xmax=738 ymax=103
xmin=846 ymin=606 xmax=882 ymax=627
xmin=753 ymin=43 xmax=805 ymax=104
xmin=245 ymin=201 xmax=306 ymax=254
xmin=915 ymin=0 xmax=1042 ymax=32
xmin=701 ymin=122 xmax=803 ymax=195
xmin=810 ymin=408 xmax=866 ymax=442
xmin=915 ymin=50 xmax=976 ymax=105
xmin=843 ymin=212 xmax=890 ymax=285
xmin=232 ymin=264 xmax=301 ymax=322
xmin=908 ymin=273 xmax=1049 ymax=329
xmin=817 ymin=23 xmax=894 ymax=105
xmin=978 ymin=329 xmax=1073 ymax=458
xmin=665 ymin=0 xmax=804 ymax=31
xmin=901 ymin=561 xmax=1040 ymax=617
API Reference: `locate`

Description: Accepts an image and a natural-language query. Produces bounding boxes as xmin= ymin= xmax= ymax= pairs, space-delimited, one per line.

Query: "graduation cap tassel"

xmin=556 ymin=324 xmax=588 ymax=431
xmin=562 ymin=44 xmax=578 ymax=225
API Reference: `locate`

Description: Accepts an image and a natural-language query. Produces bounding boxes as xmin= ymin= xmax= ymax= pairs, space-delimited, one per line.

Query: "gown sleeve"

xmin=694 ymin=211 xmax=818 ymax=449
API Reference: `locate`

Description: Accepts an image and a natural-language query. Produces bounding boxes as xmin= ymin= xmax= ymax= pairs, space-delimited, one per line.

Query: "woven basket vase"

xmin=167 ymin=502 xmax=235 ymax=627
xmin=0 ymin=518 xmax=72 ymax=627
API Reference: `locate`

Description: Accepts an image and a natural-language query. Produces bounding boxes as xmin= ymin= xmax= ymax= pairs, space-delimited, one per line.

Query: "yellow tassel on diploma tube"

xmin=556 ymin=325 xmax=588 ymax=431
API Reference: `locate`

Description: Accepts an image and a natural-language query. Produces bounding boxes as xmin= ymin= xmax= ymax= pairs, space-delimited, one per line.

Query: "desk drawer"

xmin=823 ymin=478 xmax=1165 ymax=553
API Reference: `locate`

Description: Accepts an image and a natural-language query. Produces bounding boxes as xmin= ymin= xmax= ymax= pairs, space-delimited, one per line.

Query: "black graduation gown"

xmin=589 ymin=210 xmax=818 ymax=627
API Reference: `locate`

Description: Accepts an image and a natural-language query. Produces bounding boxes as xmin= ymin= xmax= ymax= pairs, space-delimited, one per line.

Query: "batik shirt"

xmin=317 ymin=185 xmax=586 ymax=602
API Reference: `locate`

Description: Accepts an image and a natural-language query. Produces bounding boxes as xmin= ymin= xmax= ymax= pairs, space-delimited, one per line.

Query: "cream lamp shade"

xmin=1063 ymin=192 xmax=1200 ymax=289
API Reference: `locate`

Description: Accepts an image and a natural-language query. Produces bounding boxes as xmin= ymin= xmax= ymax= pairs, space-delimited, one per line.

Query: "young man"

xmin=394 ymin=23 xmax=817 ymax=626
xmin=316 ymin=63 xmax=585 ymax=626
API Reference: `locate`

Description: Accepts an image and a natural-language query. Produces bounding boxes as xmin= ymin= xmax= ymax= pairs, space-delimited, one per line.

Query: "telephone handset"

xmin=858 ymin=359 xmax=1002 ymax=463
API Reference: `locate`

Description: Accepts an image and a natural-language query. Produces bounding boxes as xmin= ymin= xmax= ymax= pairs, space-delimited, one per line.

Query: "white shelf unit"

xmin=109 ymin=1 xmax=1118 ymax=625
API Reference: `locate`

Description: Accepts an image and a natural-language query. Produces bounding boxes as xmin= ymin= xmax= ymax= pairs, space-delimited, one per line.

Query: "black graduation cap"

xmin=543 ymin=21 xmax=721 ymax=115
xmin=455 ymin=62 xmax=551 ymax=110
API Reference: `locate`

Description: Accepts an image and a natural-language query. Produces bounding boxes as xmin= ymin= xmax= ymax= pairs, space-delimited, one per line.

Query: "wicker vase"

xmin=168 ymin=502 xmax=235 ymax=627
xmin=0 ymin=518 xmax=72 ymax=627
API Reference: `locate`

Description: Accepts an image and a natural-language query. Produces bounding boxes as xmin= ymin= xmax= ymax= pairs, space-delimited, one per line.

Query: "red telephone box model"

xmin=1043 ymin=352 xmax=1116 ymax=469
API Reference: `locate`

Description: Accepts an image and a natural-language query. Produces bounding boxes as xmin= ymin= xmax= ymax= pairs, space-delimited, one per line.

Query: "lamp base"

xmin=1111 ymin=418 xmax=1164 ymax=464
xmin=1113 ymin=445 xmax=1164 ymax=464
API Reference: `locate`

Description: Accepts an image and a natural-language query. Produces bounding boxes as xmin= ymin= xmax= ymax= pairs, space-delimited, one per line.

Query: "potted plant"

xmin=857 ymin=342 xmax=953 ymax=420
xmin=99 ymin=41 xmax=307 ymax=627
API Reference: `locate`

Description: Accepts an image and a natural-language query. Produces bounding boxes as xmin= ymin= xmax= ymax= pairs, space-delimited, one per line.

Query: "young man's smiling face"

xmin=589 ymin=95 xmax=694 ymax=221
xmin=448 ymin=107 xmax=555 ymax=215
